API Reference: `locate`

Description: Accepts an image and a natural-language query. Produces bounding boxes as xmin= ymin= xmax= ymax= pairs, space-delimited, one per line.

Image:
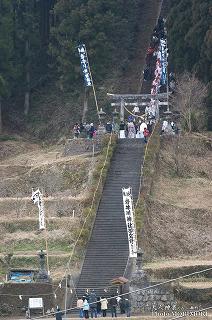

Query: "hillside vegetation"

xmin=142 ymin=134 xmax=212 ymax=259
xmin=0 ymin=137 xmax=103 ymax=281
xmin=166 ymin=0 xmax=212 ymax=128
xmin=0 ymin=0 xmax=142 ymax=138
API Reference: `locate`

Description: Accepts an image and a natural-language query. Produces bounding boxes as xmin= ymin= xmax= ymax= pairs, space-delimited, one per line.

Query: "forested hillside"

xmin=166 ymin=0 xmax=212 ymax=128
xmin=1 ymin=0 xmax=211 ymax=137
xmin=0 ymin=0 xmax=141 ymax=138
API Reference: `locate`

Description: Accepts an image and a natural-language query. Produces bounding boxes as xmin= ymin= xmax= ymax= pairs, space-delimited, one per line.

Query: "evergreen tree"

xmin=0 ymin=0 xmax=14 ymax=132
xmin=49 ymin=0 xmax=140 ymax=88
xmin=167 ymin=0 xmax=212 ymax=129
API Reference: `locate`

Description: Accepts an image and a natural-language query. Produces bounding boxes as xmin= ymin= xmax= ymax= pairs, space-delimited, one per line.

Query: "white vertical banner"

xmin=31 ymin=189 xmax=45 ymax=230
xmin=160 ymin=38 xmax=168 ymax=85
xmin=122 ymin=187 xmax=138 ymax=258
xmin=78 ymin=44 xmax=92 ymax=87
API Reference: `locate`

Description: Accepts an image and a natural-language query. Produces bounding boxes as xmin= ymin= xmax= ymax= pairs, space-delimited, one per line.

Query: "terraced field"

xmin=0 ymin=138 xmax=98 ymax=281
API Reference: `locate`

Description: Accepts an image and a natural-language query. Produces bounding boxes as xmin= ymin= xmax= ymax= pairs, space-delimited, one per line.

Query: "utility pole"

xmin=120 ymin=98 xmax=125 ymax=121
xmin=64 ymin=270 xmax=68 ymax=319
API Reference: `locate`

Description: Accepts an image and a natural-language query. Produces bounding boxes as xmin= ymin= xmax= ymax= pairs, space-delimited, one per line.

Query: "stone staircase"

xmin=74 ymin=139 xmax=144 ymax=301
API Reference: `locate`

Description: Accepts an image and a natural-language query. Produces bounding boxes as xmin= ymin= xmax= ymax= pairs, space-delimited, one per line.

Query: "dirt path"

xmin=145 ymin=259 xmax=212 ymax=270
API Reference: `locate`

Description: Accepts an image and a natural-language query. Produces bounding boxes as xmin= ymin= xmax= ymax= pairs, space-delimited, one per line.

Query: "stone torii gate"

xmin=107 ymin=92 xmax=171 ymax=121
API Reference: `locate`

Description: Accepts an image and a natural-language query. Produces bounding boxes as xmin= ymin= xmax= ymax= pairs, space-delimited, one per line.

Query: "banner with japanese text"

xmin=78 ymin=44 xmax=92 ymax=87
xmin=122 ymin=187 xmax=138 ymax=258
xmin=160 ymin=39 xmax=167 ymax=85
xmin=31 ymin=189 xmax=45 ymax=230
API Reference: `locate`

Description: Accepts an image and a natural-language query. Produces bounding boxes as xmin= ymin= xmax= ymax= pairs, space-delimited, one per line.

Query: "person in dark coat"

xmin=125 ymin=299 xmax=131 ymax=317
xmin=89 ymin=290 xmax=97 ymax=318
xmin=55 ymin=307 xmax=63 ymax=320
xmin=119 ymin=298 xmax=125 ymax=314
xmin=119 ymin=121 xmax=126 ymax=139
xmin=89 ymin=123 xmax=95 ymax=139
xmin=105 ymin=122 xmax=113 ymax=133
xmin=96 ymin=297 xmax=101 ymax=317
xmin=109 ymin=295 xmax=118 ymax=318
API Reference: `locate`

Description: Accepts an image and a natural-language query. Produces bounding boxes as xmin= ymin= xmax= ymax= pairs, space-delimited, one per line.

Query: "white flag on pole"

xmin=31 ymin=189 xmax=45 ymax=230
xmin=122 ymin=187 xmax=138 ymax=258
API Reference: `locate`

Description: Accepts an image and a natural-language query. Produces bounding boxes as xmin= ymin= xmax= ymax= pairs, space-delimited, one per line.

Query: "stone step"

xmin=74 ymin=139 xmax=144 ymax=302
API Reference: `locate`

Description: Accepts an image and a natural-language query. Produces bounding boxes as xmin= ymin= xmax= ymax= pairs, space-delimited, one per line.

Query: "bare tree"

xmin=160 ymin=136 xmax=190 ymax=177
xmin=171 ymin=72 xmax=208 ymax=132
xmin=0 ymin=252 xmax=13 ymax=274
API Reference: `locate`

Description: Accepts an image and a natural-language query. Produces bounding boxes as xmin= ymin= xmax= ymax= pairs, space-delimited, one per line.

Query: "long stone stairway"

xmin=74 ymin=139 xmax=144 ymax=300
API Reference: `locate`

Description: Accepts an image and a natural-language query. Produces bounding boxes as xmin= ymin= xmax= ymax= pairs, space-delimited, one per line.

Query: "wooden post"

xmin=64 ymin=270 xmax=68 ymax=319
xmin=120 ymin=98 xmax=125 ymax=121
xmin=82 ymin=87 xmax=89 ymax=123
xmin=84 ymin=46 xmax=101 ymax=124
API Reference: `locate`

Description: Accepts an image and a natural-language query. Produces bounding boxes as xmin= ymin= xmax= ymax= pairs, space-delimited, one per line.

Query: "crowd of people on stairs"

xmin=76 ymin=290 xmax=131 ymax=319
xmin=71 ymin=16 xmax=179 ymax=143
xmin=118 ymin=117 xmax=153 ymax=143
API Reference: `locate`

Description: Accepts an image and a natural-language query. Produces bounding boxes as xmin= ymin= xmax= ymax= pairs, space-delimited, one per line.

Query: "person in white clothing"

xmin=162 ymin=120 xmax=168 ymax=132
xmin=132 ymin=105 xmax=140 ymax=115
xmin=139 ymin=122 xmax=147 ymax=138
xmin=100 ymin=297 xmax=108 ymax=317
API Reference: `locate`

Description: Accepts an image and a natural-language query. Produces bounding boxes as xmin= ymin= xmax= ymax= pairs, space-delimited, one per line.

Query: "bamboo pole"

xmin=42 ymin=189 xmax=50 ymax=275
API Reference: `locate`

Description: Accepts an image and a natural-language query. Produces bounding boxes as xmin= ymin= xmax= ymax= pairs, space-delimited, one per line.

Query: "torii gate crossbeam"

xmin=107 ymin=92 xmax=171 ymax=121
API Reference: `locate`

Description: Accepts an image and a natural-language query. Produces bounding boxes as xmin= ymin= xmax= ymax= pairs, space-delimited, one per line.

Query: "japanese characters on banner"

xmin=31 ymin=189 xmax=45 ymax=230
xmin=122 ymin=187 xmax=138 ymax=258
xmin=78 ymin=44 xmax=92 ymax=87
xmin=160 ymin=39 xmax=167 ymax=85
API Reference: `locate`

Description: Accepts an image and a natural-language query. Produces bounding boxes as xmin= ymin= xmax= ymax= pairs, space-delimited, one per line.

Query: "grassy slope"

xmin=0 ymin=134 xmax=117 ymax=282
xmin=0 ymin=138 xmax=98 ymax=281
xmin=142 ymin=134 xmax=212 ymax=260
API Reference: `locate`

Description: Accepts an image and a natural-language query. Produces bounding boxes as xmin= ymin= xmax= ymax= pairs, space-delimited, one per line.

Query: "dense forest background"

xmin=167 ymin=0 xmax=212 ymax=129
xmin=0 ymin=0 xmax=140 ymax=139
xmin=0 ymin=0 xmax=211 ymax=139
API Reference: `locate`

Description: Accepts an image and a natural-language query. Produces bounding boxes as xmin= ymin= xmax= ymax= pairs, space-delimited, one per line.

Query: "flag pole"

xmin=32 ymin=189 xmax=50 ymax=275
xmin=42 ymin=190 xmax=50 ymax=276
xmin=39 ymin=190 xmax=50 ymax=275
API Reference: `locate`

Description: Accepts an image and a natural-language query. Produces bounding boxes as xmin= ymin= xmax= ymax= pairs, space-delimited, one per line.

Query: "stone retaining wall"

xmin=129 ymin=270 xmax=176 ymax=313
xmin=63 ymin=136 xmax=104 ymax=156
xmin=130 ymin=284 xmax=176 ymax=313
xmin=0 ymin=283 xmax=55 ymax=316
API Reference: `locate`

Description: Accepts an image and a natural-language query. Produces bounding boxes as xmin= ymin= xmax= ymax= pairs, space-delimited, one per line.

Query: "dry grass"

xmin=0 ymin=139 xmax=100 ymax=278
xmin=179 ymin=282 xmax=212 ymax=289
xmin=142 ymin=134 xmax=212 ymax=261
xmin=145 ymin=259 xmax=212 ymax=270
xmin=154 ymin=177 xmax=212 ymax=209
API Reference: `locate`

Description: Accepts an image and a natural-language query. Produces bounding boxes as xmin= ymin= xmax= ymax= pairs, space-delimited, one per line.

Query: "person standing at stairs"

xmin=119 ymin=121 xmax=126 ymax=139
xmin=125 ymin=298 xmax=131 ymax=317
xmin=109 ymin=295 xmax=118 ymax=318
xmin=55 ymin=307 xmax=63 ymax=320
xmin=96 ymin=297 xmax=101 ymax=317
xmin=100 ymin=297 xmax=108 ymax=317
xmin=83 ymin=299 xmax=90 ymax=319
xmin=143 ymin=127 xmax=150 ymax=143
xmin=89 ymin=123 xmax=95 ymax=139
xmin=89 ymin=290 xmax=97 ymax=318
xmin=77 ymin=297 xmax=84 ymax=319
